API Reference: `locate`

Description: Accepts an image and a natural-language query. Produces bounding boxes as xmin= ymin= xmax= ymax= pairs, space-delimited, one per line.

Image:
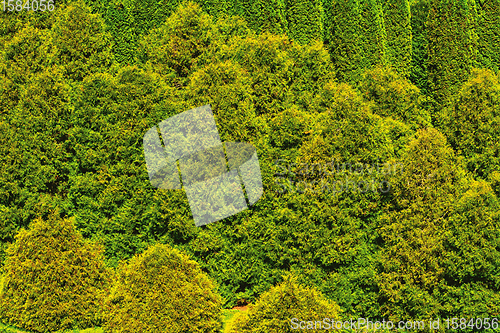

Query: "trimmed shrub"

xmin=230 ymin=0 xmax=288 ymax=35
xmin=0 ymin=211 xmax=111 ymax=332
xmin=226 ymin=274 xmax=341 ymax=332
xmin=102 ymin=243 xmax=223 ymax=332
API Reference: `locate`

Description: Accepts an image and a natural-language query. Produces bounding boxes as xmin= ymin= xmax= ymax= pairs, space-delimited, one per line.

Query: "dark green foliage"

xmin=382 ymin=0 xmax=412 ymax=78
xmin=101 ymin=2 xmax=137 ymax=64
xmin=327 ymin=0 xmax=359 ymax=82
xmin=226 ymin=274 xmax=341 ymax=332
xmin=426 ymin=0 xmax=478 ymax=107
xmin=285 ymin=0 xmax=324 ymax=44
xmin=195 ymin=0 xmax=231 ymax=17
xmin=357 ymin=0 xmax=387 ymax=80
xmin=230 ymin=0 xmax=288 ymax=35
xmin=409 ymin=0 xmax=430 ymax=95
xmin=328 ymin=0 xmax=387 ymax=84
xmin=99 ymin=0 xmax=184 ymax=64
xmin=476 ymin=0 xmax=500 ymax=74
xmin=440 ymin=68 xmax=500 ymax=180
xmin=0 ymin=211 xmax=111 ymax=332
xmin=103 ymin=243 xmax=223 ymax=332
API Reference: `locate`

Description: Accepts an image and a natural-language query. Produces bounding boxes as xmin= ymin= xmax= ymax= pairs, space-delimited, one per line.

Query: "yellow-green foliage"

xmin=0 ymin=211 xmax=111 ymax=332
xmin=140 ymin=1 xmax=213 ymax=78
xmin=102 ymin=243 xmax=223 ymax=332
xmin=359 ymin=65 xmax=431 ymax=129
xmin=51 ymin=0 xmax=114 ymax=81
xmin=225 ymin=274 xmax=341 ymax=333
xmin=440 ymin=68 xmax=500 ymax=180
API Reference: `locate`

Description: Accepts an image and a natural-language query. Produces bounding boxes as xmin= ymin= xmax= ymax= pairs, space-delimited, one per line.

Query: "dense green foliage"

xmin=103 ymin=243 xmax=223 ymax=332
xmin=0 ymin=212 xmax=110 ymax=332
xmin=1 ymin=0 xmax=500 ymax=331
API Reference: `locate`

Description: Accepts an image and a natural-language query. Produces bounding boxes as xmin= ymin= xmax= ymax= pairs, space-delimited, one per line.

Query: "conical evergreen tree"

xmin=327 ymin=0 xmax=359 ymax=82
xmin=440 ymin=68 xmax=500 ymax=181
xmin=329 ymin=0 xmax=386 ymax=83
xmin=226 ymin=274 xmax=341 ymax=332
xmin=426 ymin=0 xmax=478 ymax=107
xmin=382 ymin=0 xmax=412 ymax=78
xmin=377 ymin=128 xmax=468 ymax=320
xmin=0 ymin=211 xmax=111 ymax=332
xmin=285 ymin=0 xmax=324 ymax=44
xmin=357 ymin=0 xmax=387 ymax=75
xmin=103 ymin=243 xmax=223 ymax=332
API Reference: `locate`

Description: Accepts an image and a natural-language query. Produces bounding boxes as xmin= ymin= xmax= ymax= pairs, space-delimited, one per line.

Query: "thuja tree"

xmin=409 ymin=0 xmax=430 ymax=95
xmin=139 ymin=1 xmax=213 ymax=78
xmin=382 ymin=0 xmax=412 ymax=78
xmin=0 ymin=211 xmax=111 ymax=332
xmin=376 ymin=128 xmax=469 ymax=320
xmin=327 ymin=0 xmax=359 ymax=82
xmin=285 ymin=0 xmax=324 ymax=44
xmin=356 ymin=0 xmax=387 ymax=82
xmin=358 ymin=65 xmax=431 ymax=130
xmin=50 ymin=0 xmax=114 ymax=81
xmin=226 ymin=274 xmax=342 ymax=332
xmin=440 ymin=68 xmax=500 ymax=181
xmin=426 ymin=0 xmax=478 ymax=109
xmin=476 ymin=0 xmax=500 ymax=73
xmin=103 ymin=243 xmax=223 ymax=332
xmin=328 ymin=0 xmax=387 ymax=84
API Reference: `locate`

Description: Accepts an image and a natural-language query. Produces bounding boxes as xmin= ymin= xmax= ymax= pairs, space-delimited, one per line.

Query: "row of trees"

xmin=1 ymin=0 xmax=500 ymax=330
xmin=2 ymin=0 xmax=499 ymax=102
xmin=0 ymin=211 xmax=343 ymax=332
